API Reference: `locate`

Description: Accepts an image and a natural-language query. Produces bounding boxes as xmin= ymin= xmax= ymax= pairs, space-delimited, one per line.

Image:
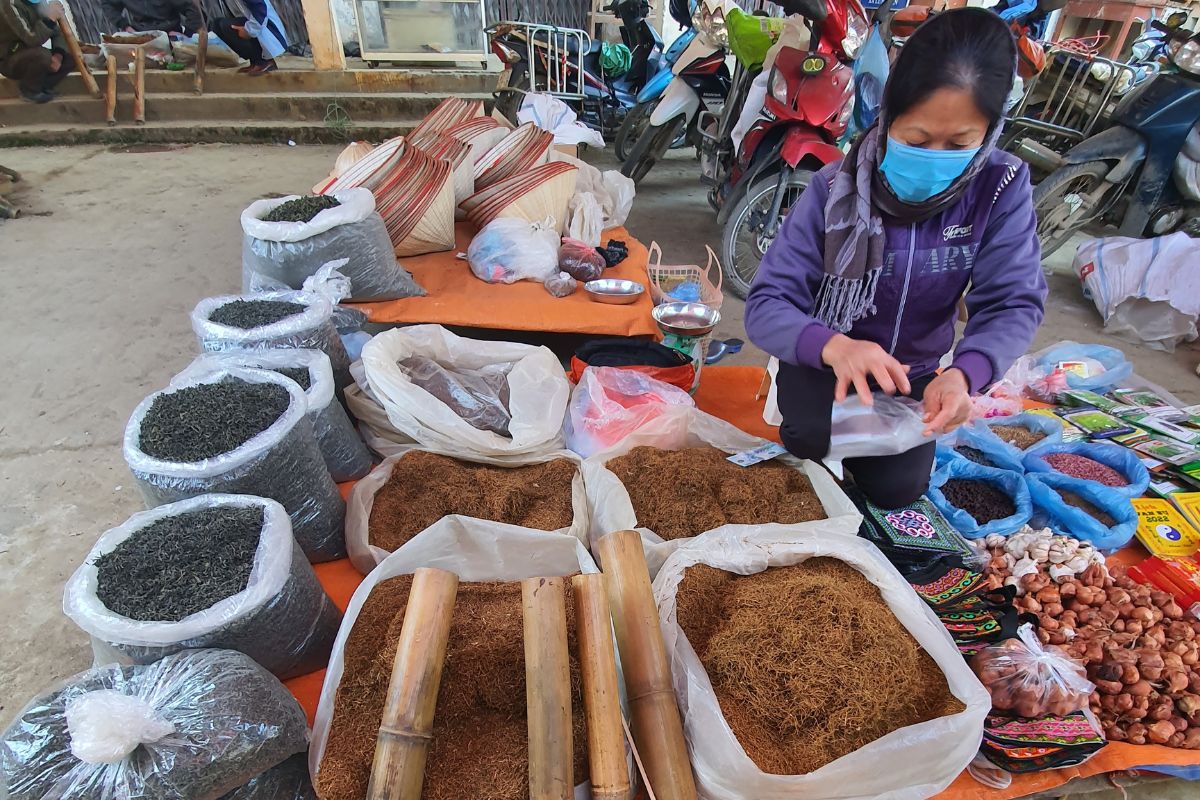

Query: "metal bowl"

xmin=652 ymin=301 xmax=721 ymax=336
xmin=584 ymin=278 xmax=645 ymax=305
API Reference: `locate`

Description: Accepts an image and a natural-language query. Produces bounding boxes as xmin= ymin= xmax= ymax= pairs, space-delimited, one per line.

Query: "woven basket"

xmin=647 ymin=242 xmax=724 ymax=309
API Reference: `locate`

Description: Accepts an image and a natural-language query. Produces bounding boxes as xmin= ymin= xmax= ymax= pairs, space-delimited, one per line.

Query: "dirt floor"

xmin=0 ymin=144 xmax=1197 ymax=798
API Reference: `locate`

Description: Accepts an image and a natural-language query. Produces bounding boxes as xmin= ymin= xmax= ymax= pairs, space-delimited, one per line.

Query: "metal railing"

xmin=490 ymin=20 xmax=591 ymax=101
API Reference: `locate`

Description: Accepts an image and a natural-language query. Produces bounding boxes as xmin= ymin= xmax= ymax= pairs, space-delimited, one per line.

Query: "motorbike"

xmin=1029 ymin=22 xmax=1200 ymax=256
xmin=488 ymin=1 xmax=665 ymax=140
xmin=619 ymin=0 xmax=737 ymax=182
xmin=614 ymin=0 xmax=702 ymax=161
xmin=715 ymin=0 xmax=869 ymax=298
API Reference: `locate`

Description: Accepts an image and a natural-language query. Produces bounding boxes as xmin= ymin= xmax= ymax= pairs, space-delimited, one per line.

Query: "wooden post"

xmin=132 ymin=47 xmax=145 ymax=124
xmin=366 ymin=567 xmax=459 ymax=800
xmin=522 ymin=577 xmax=574 ymax=800
xmin=55 ymin=11 xmax=100 ymax=98
xmin=596 ymin=531 xmax=697 ymax=800
xmin=298 ymin=0 xmax=347 ymax=71
xmin=571 ymin=574 xmax=631 ymax=800
xmin=193 ymin=27 xmax=208 ymax=95
xmin=105 ymin=54 xmax=117 ymax=125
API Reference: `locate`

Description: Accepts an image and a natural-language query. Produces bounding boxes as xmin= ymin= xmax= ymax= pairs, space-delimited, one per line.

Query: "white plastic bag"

xmin=192 ymin=284 xmax=352 ymax=384
xmin=171 ymin=31 xmax=240 ymax=67
xmin=123 ymin=367 xmax=346 ymax=562
xmin=1073 ymin=232 xmax=1200 ymax=351
xmin=827 ymin=394 xmax=933 ymax=461
xmin=466 ymin=217 xmax=560 ymax=284
xmin=310 ymin=520 xmax=627 ymax=799
xmin=64 ymin=494 xmax=341 ymax=678
xmin=581 ymin=406 xmax=861 ymax=575
xmin=354 ymin=325 xmax=570 ymax=459
xmin=241 ymin=189 xmax=425 ymax=302
xmin=176 ymin=350 xmax=372 ymax=482
xmin=652 ymin=529 xmax=991 ymax=800
xmin=567 ymin=191 xmax=605 ymax=246
xmin=564 ymin=366 xmax=695 ymax=458
xmin=517 ymin=92 xmax=606 ymax=148
xmin=344 ymin=445 xmax=589 ymax=573
xmin=0 ymin=649 xmax=308 ymax=800
xmin=101 ymin=30 xmax=171 ymax=68
xmin=551 ymin=151 xmax=635 ymax=232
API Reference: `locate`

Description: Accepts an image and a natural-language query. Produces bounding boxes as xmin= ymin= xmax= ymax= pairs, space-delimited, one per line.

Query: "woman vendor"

xmin=744 ymin=8 xmax=1047 ymax=509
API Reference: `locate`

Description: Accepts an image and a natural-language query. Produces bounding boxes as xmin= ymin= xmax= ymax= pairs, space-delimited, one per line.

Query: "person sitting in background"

xmin=101 ymin=0 xmax=200 ymax=38
xmin=0 ymin=0 xmax=73 ymax=103
xmin=212 ymin=0 xmax=286 ymax=76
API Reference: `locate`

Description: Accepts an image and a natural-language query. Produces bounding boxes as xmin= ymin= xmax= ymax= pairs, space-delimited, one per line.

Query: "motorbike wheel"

xmin=615 ymin=101 xmax=656 ymax=162
xmin=1032 ymin=161 xmax=1113 ymax=258
xmin=621 ymin=115 xmax=685 ymax=184
xmin=721 ymin=170 xmax=814 ymax=300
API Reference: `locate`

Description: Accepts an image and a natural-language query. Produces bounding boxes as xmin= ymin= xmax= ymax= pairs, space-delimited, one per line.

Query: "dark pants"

xmin=777 ymin=360 xmax=936 ymax=510
xmin=0 ymin=46 xmax=73 ymax=94
xmin=212 ymin=16 xmax=268 ymax=65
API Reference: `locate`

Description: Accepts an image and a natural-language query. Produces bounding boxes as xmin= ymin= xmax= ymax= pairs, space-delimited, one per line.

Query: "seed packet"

xmin=1175 ymin=493 xmax=1200 ymax=530
xmin=1056 ymin=408 xmax=1136 ymax=440
xmin=1059 ymin=389 xmax=1135 ymax=416
xmin=1133 ymin=498 xmax=1200 ymax=558
xmin=1151 ymin=473 xmax=1194 ymax=499
xmin=1109 ymin=426 xmax=1152 ymax=447
xmin=1110 ymin=388 xmax=1172 ymax=410
xmin=1127 ymin=409 xmax=1200 ymax=446
xmin=1135 ymin=439 xmax=1200 ymax=467
xmin=1027 ymin=408 xmax=1087 ymax=442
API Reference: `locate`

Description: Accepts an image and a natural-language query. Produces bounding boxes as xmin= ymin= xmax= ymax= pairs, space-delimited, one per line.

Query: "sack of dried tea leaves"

xmin=242 ymin=189 xmax=425 ymax=302
xmin=0 ymin=649 xmax=308 ymax=800
xmin=177 ymin=350 xmax=373 ymax=482
xmin=123 ymin=367 xmax=346 ymax=561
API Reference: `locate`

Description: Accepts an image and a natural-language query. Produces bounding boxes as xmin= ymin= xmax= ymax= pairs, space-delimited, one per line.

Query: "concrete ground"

xmin=0 ymin=143 xmax=1197 ymax=796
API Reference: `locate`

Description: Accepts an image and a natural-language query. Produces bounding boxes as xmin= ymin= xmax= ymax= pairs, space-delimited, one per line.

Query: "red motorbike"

xmin=714 ymin=0 xmax=867 ymax=298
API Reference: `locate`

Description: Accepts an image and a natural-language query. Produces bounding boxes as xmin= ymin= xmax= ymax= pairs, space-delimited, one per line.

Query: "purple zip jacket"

xmin=744 ymin=151 xmax=1048 ymax=394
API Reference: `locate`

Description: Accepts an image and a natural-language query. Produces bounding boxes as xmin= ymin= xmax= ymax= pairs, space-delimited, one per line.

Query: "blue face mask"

xmin=880 ymin=137 xmax=981 ymax=203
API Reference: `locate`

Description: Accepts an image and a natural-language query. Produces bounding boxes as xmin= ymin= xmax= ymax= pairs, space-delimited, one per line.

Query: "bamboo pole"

xmin=571 ymin=573 xmax=631 ymax=800
xmin=366 ymin=567 xmax=459 ymax=800
xmin=55 ymin=11 xmax=100 ymax=98
xmin=193 ymin=26 xmax=207 ymax=95
xmin=104 ymin=54 xmax=117 ymax=125
xmin=596 ymin=531 xmax=697 ymax=800
xmin=523 ymin=576 xmax=573 ymax=800
xmin=132 ymin=47 xmax=145 ymax=124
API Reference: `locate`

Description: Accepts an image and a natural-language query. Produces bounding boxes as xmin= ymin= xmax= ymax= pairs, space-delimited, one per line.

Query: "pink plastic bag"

xmin=564 ymin=367 xmax=695 ymax=458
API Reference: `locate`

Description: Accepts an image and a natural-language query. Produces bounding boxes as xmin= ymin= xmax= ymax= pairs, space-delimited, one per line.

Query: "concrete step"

xmin=0 ymin=67 xmax=499 ymax=99
xmin=0 ymin=118 xmax=419 ymax=146
xmin=0 ymin=90 xmax=493 ymax=127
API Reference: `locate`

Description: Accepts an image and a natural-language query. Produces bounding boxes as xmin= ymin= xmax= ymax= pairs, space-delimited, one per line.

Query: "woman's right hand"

xmin=820 ymin=334 xmax=912 ymax=404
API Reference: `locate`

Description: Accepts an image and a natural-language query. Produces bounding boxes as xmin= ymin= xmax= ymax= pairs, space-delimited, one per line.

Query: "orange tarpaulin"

xmin=288 ymin=364 xmax=1197 ymax=797
xmin=346 ymin=223 xmax=660 ymax=339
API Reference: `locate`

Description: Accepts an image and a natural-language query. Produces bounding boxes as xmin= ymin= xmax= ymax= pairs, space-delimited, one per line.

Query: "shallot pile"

xmin=984 ymin=544 xmax=1200 ymax=749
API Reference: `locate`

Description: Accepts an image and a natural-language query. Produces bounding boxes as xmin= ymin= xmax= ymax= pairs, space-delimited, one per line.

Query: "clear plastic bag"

xmin=650 ymin=529 xmax=991 ymax=800
xmin=241 ymin=189 xmax=425 ymax=302
xmin=564 ymin=366 xmax=695 ymax=459
xmin=64 ymin=494 xmax=342 ymax=679
xmin=826 ymin=394 xmax=932 ymax=462
xmin=176 ymin=351 xmax=372 ymax=482
xmin=558 ymin=237 xmax=605 ymax=282
xmin=466 ymin=217 xmax=560 ymax=284
xmin=581 ymin=406 xmax=861 ymax=575
xmin=1025 ymin=472 xmax=1138 ymax=551
xmin=0 ymin=649 xmax=308 ymax=800
xmin=927 ymin=459 xmax=1033 ymax=539
xmin=971 ymin=623 xmax=1095 ymax=718
xmin=220 ymin=754 xmax=315 ymax=800
xmin=123 ymin=368 xmax=347 ymax=562
xmin=343 ymin=445 xmax=589 ymax=574
xmin=398 ymin=354 xmax=512 ymax=436
xmin=1023 ymin=441 xmax=1151 ymax=499
xmin=1033 ymin=341 xmax=1133 ymax=392
xmin=543 ymin=271 xmax=578 ymax=298
xmin=355 ymin=325 xmax=570 ymax=459
xmin=192 ymin=285 xmax=352 ymax=386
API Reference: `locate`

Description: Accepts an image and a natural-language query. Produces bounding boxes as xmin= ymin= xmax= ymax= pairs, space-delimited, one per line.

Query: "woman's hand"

xmin=922 ymin=368 xmax=972 ymax=436
xmin=820 ymin=334 xmax=911 ymax=404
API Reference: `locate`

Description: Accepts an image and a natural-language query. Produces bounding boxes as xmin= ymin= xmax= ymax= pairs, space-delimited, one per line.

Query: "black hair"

xmin=884 ymin=9 xmax=1017 ymax=126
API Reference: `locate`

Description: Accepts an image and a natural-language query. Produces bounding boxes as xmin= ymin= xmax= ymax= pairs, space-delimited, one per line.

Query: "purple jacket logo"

xmin=943 ymin=224 xmax=973 ymax=241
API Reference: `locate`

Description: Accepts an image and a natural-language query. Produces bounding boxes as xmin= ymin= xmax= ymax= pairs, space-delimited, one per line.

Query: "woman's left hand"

xmin=922 ymin=369 xmax=972 ymax=436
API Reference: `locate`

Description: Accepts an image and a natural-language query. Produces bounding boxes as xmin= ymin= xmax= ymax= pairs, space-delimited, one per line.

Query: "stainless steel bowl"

xmin=584 ymin=278 xmax=645 ymax=305
xmin=652 ymin=301 xmax=721 ymax=336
